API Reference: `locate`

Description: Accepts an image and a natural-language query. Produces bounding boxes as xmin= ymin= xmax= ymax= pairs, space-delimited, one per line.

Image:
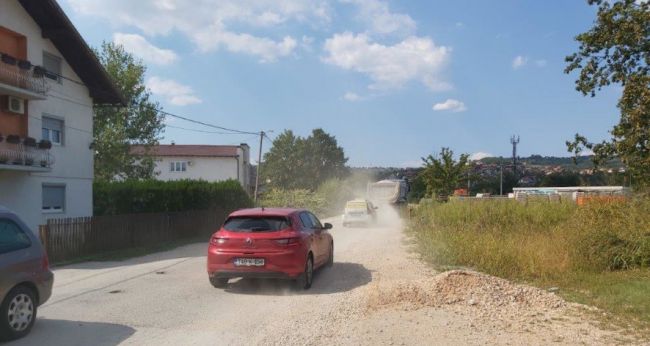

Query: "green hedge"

xmin=94 ymin=179 xmax=253 ymax=216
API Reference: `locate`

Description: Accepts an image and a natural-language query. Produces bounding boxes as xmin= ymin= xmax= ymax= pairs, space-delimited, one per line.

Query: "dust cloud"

xmin=329 ymin=170 xmax=405 ymax=229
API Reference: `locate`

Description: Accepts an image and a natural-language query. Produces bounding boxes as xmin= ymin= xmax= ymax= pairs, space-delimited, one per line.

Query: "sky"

xmin=58 ymin=0 xmax=622 ymax=167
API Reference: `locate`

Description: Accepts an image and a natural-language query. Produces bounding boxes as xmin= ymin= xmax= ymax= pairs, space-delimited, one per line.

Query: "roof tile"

xmin=130 ymin=145 xmax=240 ymax=157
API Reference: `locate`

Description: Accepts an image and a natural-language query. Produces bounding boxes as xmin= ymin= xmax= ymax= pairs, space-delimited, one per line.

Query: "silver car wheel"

xmin=7 ymin=294 xmax=33 ymax=332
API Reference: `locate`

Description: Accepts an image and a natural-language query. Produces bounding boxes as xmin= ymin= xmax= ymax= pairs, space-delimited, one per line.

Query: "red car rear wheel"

xmin=295 ymin=255 xmax=313 ymax=290
xmin=326 ymin=243 xmax=334 ymax=268
xmin=209 ymin=277 xmax=228 ymax=288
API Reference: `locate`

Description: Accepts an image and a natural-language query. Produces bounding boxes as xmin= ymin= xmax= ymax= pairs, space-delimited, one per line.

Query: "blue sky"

xmin=59 ymin=0 xmax=621 ymax=167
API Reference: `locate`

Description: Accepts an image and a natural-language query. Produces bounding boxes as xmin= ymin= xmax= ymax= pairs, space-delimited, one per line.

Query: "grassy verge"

xmin=408 ymin=198 xmax=650 ymax=327
xmin=52 ymin=236 xmax=206 ymax=267
xmin=550 ymin=270 xmax=650 ymax=328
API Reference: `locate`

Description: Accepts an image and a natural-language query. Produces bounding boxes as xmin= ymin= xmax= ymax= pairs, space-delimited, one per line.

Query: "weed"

xmin=408 ymin=197 xmax=650 ymax=325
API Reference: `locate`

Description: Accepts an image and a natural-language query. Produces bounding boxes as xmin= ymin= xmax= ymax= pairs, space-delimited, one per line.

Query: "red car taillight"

xmin=210 ymin=237 xmax=227 ymax=245
xmin=42 ymin=253 xmax=50 ymax=270
xmin=274 ymin=238 xmax=300 ymax=246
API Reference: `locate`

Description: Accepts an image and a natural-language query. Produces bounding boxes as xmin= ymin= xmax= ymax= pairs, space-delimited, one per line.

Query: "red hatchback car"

xmin=207 ymin=208 xmax=334 ymax=290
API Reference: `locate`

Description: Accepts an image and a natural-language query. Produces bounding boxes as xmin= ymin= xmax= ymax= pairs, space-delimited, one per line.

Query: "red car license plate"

xmin=234 ymin=258 xmax=265 ymax=267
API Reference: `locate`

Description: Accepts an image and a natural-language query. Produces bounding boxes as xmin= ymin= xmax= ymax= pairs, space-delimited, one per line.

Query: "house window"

xmin=42 ymin=52 xmax=62 ymax=82
xmin=42 ymin=185 xmax=65 ymax=213
xmin=170 ymin=161 xmax=187 ymax=172
xmin=42 ymin=116 xmax=64 ymax=145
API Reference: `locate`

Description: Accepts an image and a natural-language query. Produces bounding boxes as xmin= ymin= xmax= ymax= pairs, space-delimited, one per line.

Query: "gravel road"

xmin=10 ymin=215 xmax=642 ymax=345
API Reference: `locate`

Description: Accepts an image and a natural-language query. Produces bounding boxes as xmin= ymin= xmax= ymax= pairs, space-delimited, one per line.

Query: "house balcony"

xmin=0 ymin=137 xmax=54 ymax=173
xmin=0 ymin=57 xmax=48 ymax=100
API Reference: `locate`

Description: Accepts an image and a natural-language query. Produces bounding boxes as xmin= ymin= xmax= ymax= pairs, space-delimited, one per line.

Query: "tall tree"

xmin=301 ymin=129 xmax=349 ymax=190
xmin=565 ymin=0 xmax=650 ymax=188
xmin=261 ymin=130 xmax=303 ymax=189
xmin=421 ymin=148 xmax=469 ymax=197
xmin=93 ymin=42 xmax=165 ymax=181
xmin=262 ymin=129 xmax=348 ymax=190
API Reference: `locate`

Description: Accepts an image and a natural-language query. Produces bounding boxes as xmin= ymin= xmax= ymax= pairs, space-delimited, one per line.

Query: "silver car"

xmin=0 ymin=206 xmax=54 ymax=341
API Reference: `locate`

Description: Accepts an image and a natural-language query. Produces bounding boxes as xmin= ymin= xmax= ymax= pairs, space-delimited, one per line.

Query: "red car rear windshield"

xmin=223 ymin=216 xmax=291 ymax=232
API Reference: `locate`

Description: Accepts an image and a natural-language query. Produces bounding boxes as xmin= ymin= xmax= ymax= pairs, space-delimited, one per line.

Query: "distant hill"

xmin=478 ymin=155 xmax=623 ymax=170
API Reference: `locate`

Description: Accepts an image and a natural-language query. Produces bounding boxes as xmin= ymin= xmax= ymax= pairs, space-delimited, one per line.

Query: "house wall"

xmin=155 ymin=156 xmax=241 ymax=184
xmin=0 ymin=26 xmax=29 ymax=137
xmin=237 ymin=145 xmax=251 ymax=192
xmin=0 ymin=0 xmax=94 ymax=232
xmin=151 ymin=145 xmax=251 ymax=192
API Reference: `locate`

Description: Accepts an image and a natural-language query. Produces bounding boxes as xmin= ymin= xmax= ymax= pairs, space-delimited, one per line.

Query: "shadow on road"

xmin=223 ymin=262 xmax=372 ymax=296
xmin=9 ymin=319 xmax=135 ymax=346
xmin=56 ymin=242 xmax=207 ymax=271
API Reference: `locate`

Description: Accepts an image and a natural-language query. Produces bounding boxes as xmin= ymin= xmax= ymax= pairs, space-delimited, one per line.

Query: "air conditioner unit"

xmin=7 ymin=96 xmax=25 ymax=115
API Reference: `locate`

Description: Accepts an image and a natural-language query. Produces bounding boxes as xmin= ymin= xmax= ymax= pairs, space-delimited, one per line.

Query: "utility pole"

xmin=510 ymin=135 xmax=520 ymax=182
xmin=254 ymin=131 xmax=264 ymax=203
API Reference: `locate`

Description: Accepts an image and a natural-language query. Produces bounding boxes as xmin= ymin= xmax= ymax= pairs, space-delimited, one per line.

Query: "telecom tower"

xmin=510 ymin=135 xmax=520 ymax=181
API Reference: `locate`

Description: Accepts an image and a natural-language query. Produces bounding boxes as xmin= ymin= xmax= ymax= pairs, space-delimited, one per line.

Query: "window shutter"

xmin=42 ymin=53 xmax=61 ymax=75
xmin=42 ymin=117 xmax=63 ymax=132
xmin=42 ymin=185 xmax=65 ymax=210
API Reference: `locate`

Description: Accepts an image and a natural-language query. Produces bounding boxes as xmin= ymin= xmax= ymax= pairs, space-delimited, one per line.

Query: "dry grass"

xmin=408 ymin=197 xmax=650 ymax=325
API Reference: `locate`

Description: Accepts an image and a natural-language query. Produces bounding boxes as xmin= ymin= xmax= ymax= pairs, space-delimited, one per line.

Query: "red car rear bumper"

xmin=207 ymin=246 xmax=306 ymax=279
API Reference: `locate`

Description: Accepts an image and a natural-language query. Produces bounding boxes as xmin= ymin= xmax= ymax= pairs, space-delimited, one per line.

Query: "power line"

xmin=16 ymin=62 xmax=272 ymax=143
xmin=28 ymin=114 xmax=93 ymax=136
xmin=95 ymin=102 xmax=263 ymax=136
xmin=43 ymin=69 xmax=264 ymax=136
xmin=165 ymin=124 xmax=253 ymax=135
xmin=47 ymin=93 xmax=93 ymax=109
xmin=158 ymin=109 xmax=260 ymax=135
xmin=92 ymin=93 xmax=262 ymax=136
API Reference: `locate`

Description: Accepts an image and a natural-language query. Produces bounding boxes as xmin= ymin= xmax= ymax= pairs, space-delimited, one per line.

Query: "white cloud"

xmin=432 ymin=99 xmax=466 ymax=112
xmin=512 ymin=55 xmax=527 ymax=69
xmin=341 ymin=0 xmax=416 ymax=36
xmin=146 ymin=77 xmax=202 ymax=106
xmin=68 ymin=0 xmax=331 ymax=62
xmin=195 ymin=31 xmax=297 ymax=63
xmin=323 ymin=32 xmax=451 ymax=91
xmin=113 ymin=33 xmax=178 ymax=65
xmin=343 ymin=92 xmax=361 ymax=101
xmin=512 ymin=56 xmax=548 ymax=70
xmin=469 ymin=152 xmax=492 ymax=161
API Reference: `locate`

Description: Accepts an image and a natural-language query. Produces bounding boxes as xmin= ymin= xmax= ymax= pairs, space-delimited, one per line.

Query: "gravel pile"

xmin=367 ymin=270 xmax=566 ymax=315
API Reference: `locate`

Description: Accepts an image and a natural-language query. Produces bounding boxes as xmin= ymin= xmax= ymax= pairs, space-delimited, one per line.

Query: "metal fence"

xmin=38 ymin=209 xmax=229 ymax=263
xmin=0 ymin=61 xmax=48 ymax=95
xmin=0 ymin=142 xmax=54 ymax=168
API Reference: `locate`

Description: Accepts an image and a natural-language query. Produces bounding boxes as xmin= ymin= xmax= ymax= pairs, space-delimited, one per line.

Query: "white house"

xmin=0 ymin=0 xmax=123 ymax=231
xmin=131 ymin=144 xmax=252 ymax=193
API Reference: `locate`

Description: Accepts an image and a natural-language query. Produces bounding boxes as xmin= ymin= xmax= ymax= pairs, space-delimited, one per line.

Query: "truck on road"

xmin=367 ymin=179 xmax=409 ymax=205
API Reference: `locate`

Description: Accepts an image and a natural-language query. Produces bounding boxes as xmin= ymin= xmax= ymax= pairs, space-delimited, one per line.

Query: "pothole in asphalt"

xmin=156 ymin=271 xmax=166 ymax=275
xmin=108 ymin=290 xmax=123 ymax=294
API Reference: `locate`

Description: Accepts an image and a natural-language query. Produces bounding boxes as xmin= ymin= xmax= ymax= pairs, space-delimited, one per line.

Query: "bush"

xmin=409 ymin=197 xmax=650 ymax=280
xmin=259 ymin=188 xmax=328 ymax=215
xmin=259 ymin=176 xmax=367 ymax=217
xmin=94 ymin=179 xmax=253 ymax=215
xmin=567 ymin=199 xmax=650 ymax=271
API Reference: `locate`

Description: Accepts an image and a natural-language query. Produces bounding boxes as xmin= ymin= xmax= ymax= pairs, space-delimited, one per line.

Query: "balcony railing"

xmin=0 ymin=140 xmax=54 ymax=172
xmin=0 ymin=59 xmax=48 ymax=97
